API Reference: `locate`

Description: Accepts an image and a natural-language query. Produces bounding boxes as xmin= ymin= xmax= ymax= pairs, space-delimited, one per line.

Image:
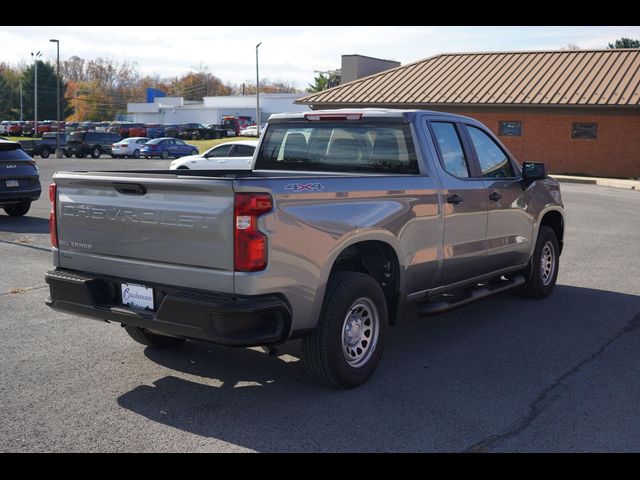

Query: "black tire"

xmin=64 ymin=152 xmax=72 ymax=158
xmin=4 ymin=200 xmax=31 ymax=217
xmin=75 ymin=152 xmax=85 ymax=158
xmin=90 ymin=146 xmax=101 ymax=159
xmin=177 ymin=166 xmax=189 ymax=170
xmin=110 ymin=154 xmax=116 ymax=159
xmin=520 ymin=225 xmax=560 ymax=299
xmin=123 ymin=325 xmax=186 ymax=349
xmin=40 ymin=148 xmax=50 ymax=159
xmin=160 ymin=150 xmax=169 ymax=159
xmin=303 ymin=271 xmax=388 ymax=389
xmin=132 ymin=149 xmax=140 ymax=159
xmin=191 ymin=149 xmax=198 ymax=156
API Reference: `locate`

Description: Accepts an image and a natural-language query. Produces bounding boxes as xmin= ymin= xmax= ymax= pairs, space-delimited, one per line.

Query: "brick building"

xmin=298 ymin=49 xmax=640 ymax=178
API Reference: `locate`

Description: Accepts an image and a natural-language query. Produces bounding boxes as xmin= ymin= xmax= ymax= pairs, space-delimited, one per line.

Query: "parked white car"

xmin=111 ymin=137 xmax=150 ymax=158
xmin=169 ymin=140 xmax=258 ymax=170
xmin=239 ymin=125 xmax=259 ymax=137
xmin=0 ymin=121 xmax=10 ymax=135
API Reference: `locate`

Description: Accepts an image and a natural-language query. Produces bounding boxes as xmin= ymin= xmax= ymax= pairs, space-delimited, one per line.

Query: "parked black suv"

xmin=66 ymin=131 xmax=122 ymax=158
xmin=0 ymin=140 xmax=41 ymax=217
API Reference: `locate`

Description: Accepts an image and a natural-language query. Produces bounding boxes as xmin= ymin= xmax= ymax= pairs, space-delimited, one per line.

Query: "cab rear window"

xmin=255 ymin=122 xmax=418 ymax=174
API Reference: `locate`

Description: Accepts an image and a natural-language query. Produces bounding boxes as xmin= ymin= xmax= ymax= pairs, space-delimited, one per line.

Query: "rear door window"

xmin=429 ymin=122 xmax=470 ymax=178
xmin=231 ymin=145 xmax=255 ymax=157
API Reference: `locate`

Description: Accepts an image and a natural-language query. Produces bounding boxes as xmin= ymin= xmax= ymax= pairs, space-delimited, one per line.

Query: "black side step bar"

xmin=418 ymin=274 xmax=525 ymax=316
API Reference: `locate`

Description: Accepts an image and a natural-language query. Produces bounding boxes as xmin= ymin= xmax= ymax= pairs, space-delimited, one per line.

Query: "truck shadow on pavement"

xmin=0 ymin=215 xmax=49 ymax=234
xmin=117 ymin=284 xmax=640 ymax=452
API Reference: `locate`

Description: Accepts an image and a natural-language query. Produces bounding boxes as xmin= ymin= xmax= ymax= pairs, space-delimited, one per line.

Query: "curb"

xmin=550 ymin=175 xmax=638 ymax=191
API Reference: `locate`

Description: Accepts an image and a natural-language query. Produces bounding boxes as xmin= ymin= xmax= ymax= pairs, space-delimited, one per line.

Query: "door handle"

xmin=447 ymin=194 xmax=463 ymax=205
xmin=489 ymin=191 xmax=502 ymax=201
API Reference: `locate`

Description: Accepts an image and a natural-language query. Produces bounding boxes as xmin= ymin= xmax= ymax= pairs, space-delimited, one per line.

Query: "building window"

xmin=572 ymin=123 xmax=597 ymax=139
xmin=498 ymin=121 xmax=522 ymax=137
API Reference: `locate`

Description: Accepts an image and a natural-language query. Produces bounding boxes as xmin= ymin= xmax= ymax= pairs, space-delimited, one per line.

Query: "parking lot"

xmin=1 ymin=156 xmax=639 ymax=452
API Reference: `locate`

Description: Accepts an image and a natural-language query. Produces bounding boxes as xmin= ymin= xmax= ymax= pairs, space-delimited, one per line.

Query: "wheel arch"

xmin=321 ymin=236 xmax=405 ymax=326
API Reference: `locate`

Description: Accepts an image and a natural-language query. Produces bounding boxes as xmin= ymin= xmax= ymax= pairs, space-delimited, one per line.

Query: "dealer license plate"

xmin=121 ymin=283 xmax=154 ymax=311
xmin=5 ymin=179 xmax=19 ymax=188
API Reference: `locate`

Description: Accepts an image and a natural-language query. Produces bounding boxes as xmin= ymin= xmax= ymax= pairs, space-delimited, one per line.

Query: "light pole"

xmin=30 ymin=51 xmax=42 ymax=138
xmin=49 ymin=39 xmax=63 ymax=158
xmin=256 ymin=41 xmax=262 ymax=131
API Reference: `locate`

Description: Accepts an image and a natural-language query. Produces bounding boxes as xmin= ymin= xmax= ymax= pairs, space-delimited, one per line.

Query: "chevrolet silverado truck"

xmin=45 ymin=109 xmax=564 ymax=388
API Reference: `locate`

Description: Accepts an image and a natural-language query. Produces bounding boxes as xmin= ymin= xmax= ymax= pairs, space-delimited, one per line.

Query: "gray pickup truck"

xmin=45 ymin=109 xmax=564 ymax=388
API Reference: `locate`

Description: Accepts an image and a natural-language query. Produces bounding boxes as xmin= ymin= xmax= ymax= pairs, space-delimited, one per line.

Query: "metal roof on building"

xmin=298 ymin=49 xmax=640 ymax=107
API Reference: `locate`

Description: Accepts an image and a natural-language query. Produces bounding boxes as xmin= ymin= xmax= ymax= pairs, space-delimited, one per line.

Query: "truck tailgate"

xmin=54 ymin=172 xmax=235 ymax=292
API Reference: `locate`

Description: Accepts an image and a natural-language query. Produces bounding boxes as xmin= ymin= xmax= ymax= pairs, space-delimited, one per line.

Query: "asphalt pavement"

xmin=1 ymin=157 xmax=639 ymax=452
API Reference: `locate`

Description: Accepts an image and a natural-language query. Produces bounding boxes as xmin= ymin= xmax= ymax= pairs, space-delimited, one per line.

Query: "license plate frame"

xmin=5 ymin=179 xmax=19 ymax=188
xmin=121 ymin=282 xmax=155 ymax=311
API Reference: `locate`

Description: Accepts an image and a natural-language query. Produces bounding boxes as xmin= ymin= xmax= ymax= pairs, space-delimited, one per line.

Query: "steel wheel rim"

xmin=341 ymin=297 xmax=379 ymax=368
xmin=540 ymin=241 xmax=555 ymax=286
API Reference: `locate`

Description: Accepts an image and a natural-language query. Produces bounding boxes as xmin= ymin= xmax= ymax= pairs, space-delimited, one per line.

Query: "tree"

xmin=21 ymin=60 xmax=69 ymax=121
xmin=0 ymin=71 xmax=15 ymax=119
xmin=607 ymin=38 xmax=640 ymax=49
xmin=561 ymin=43 xmax=581 ymax=51
xmin=306 ymin=71 xmax=341 ymax=92
xmin=307 ymin=73 xmax=329 ymax=92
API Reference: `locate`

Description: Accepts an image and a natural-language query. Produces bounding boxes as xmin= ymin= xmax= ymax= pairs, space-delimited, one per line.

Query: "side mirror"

xmin=522 ymin=161 xmax=546 ymax=181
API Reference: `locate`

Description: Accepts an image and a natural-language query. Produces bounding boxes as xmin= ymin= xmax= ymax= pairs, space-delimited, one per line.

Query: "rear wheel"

xmin=161 ymin=150 xmax=169 ymax=159
xmin=40 ymin=148 xmax=50 ymax=159
xmin=123 ymin=325 xmax=186 ymax=349
xmin=75 ymin=152 xmax=85 ymax=158
xmin=132 ymin=149 xmax=140 ymax=159
xmin=520 ymin=226 xmax=560 ymax=298
xmin=191 ymin=149 xmax=198 ymax=156
xmin=303 ymin=271 xmax=388 ymax=389
xmin=4 ymin=200 xmax=31 ymax=217
xmin=90 ymin=146 xmax=102 ymax=159
xmin=177 ymin=166 xmax=189 ymax=170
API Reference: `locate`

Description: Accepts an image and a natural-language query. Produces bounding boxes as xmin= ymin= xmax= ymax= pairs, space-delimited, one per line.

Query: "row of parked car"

xmin=17 ymin=131 xmax=201 ymax=159
xmin=0 ymin=116 xmax=260 ymax=140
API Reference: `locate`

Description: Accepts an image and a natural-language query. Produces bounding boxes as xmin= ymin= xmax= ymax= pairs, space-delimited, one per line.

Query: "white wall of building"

xmin=127 ymin=94 xmax=310 ymax=125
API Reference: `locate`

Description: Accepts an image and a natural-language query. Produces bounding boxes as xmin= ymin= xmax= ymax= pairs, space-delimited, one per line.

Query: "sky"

xmin=2 ymin=26 xmax=639 ymax=90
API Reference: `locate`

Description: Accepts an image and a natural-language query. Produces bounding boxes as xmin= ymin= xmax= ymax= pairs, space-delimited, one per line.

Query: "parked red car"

xmin=128 ymin=124 xmax=147 ymax=137
xmin=7 ymin=122 xmax=23 ymax=136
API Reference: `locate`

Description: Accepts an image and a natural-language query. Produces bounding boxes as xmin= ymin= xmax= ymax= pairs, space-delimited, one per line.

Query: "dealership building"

xmin=127 ymin=93 xmax=310 ymax=126
xmin=298 ymin=49 xmax=640 ymax=178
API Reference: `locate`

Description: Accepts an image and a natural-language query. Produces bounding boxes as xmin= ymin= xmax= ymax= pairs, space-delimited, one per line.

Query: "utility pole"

xmin=19 ymin=83 xmax=23 ymax=122
xmin=31 ymin=51 xmax=42 ymax=137
xmin=256 ymin=41 xmax=262 ymax=129
xmin=50 ymin=39 xmax=63 ymax=157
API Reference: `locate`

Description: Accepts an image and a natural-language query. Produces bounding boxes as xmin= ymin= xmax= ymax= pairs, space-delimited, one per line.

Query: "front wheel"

xmin=40 ymin=148 xmax=50 ymax=159
xmin=160 ymin=150 xmax=169 ymax=159
xmin=191 ymin=149 xmax=198 ymax=156
xmin=4 ymin=200 xmax=31 ymax=217
xmin=124 ymin=325 xmax=186 ymax=348
xmin=132 ymin=149 xmax=140 ymax=159
xmin=520 ymin=225 xmax=560 ymax=298
xmin=303 ymin=271 xmax=388 ymax=389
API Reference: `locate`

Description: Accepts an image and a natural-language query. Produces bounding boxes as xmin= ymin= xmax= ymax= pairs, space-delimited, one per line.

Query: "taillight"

xmin=49 ymin=183 xmax=58 ymax=248
xmin=234 ymin=193 xmax=272 ymax=272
